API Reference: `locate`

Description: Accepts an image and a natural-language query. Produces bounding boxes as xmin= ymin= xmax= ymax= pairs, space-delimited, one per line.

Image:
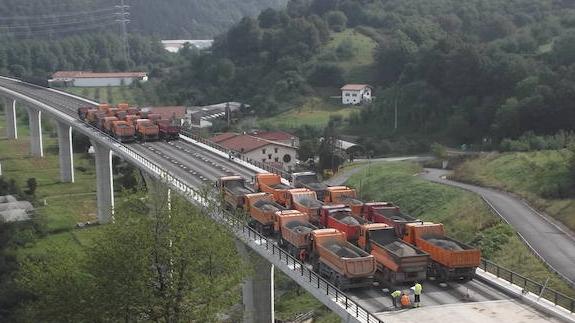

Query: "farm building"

xmin=185 ymin=102 xmax=247 ymax=129
xmin=211 ymin=132 xmax=298 ymax=171
xmin=341 ymin=84 xmax=373 ymax=105
xmin=48 ymin=71 xmax=148 ymax=87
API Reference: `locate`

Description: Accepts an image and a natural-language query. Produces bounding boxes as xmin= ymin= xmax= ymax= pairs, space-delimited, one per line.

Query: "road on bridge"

xmin=420 ymin=168 xmax=575 ymax=286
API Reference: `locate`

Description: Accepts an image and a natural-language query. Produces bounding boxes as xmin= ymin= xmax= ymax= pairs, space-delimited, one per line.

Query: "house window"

xmin=275 ymin=157 xmax=279 ymax=162
xmin=268 ymin=154 xmax=272 ymax=160
xmin=283 ymin=154 xmax=292 ymax=163
xmin=274 ymin=148 xmax=278 ymax=153
xmin=352 ymin=93 xmax=357 ymax=97
xmin=262 ymin=148 xmax=266 ymax=154
xmin=262 ymin=159 xmax=266 ymax=162
xmin=345 ymin=93 xmax=350 ymax=97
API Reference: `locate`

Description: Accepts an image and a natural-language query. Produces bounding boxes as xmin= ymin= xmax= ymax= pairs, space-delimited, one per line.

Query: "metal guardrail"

xmin=480 ymin=258 xmax=575 ymax=312
xmin=180 ymin=130 xmax=292 ymax=180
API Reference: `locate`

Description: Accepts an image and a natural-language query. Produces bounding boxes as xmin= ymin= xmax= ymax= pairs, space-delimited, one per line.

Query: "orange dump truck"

xmin=323 ymin=186 xmax=364 ymax=215
xmin=103 ymin=116 xmax=119 ymax=133
xmin=403 ymin=222 xmax=481 ymax=281
xmin=135 ymin=119 xmax=159 ymax=141
xmin=285 ymin=189 xmax=324 ymax=225
xmin=156 ymin=119 xmax=181 ymax=141
xmin=311 ymin=229 xmax=376 ymax=290
xmin=244 ymin=193 xmax=285 ymax=235
xmin=254 ymin=173 xmax=292 ymax=205
xmin=111 ymin=121 xmax=135 ymax=142
xmin=275 ymin=210 xmax=316 ymax=259
xmin=217 ymin=176 xmax=254 ymax=209
xmin=358 ymin=223 xmax=429 ymax=284
xmin=319 ymin=204 xmax=368 ymax=242
xmin=365 ymin=203 xmax=421 ymax=237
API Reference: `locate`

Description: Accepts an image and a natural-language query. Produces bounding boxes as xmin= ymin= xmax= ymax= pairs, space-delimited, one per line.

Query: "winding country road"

xmin=420 ymin=168 xmax=575 ymax=286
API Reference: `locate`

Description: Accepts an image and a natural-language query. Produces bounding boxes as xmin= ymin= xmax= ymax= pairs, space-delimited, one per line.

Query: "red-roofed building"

xmin=249 ymin=130 xmax=299 ymax=147
xmin=210 ymin=132 xmax=298 ymax=171
xmin=341 ymin=84 xmax=372 ymax=105
xmin=49 ymin=71 xmax=148 ymax=87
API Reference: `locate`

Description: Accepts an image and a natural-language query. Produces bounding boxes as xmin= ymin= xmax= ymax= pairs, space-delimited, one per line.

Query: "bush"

xmin=307 ymin=63 xmax=344 ymax=86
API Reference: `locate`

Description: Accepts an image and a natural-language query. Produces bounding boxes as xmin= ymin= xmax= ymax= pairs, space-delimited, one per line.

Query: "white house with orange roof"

xmin=341 ymin=84 xmax=373 ymax=105
xmin=49 ymin=71 xmax=148 ymax=87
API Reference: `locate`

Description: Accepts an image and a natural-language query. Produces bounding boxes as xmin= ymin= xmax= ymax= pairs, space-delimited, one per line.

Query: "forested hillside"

xmin=0 ymin=0 xmax=287 ymax=39
xmin=156 ymin=0 xmax=575 ymax=151
xmin=0 ymin=33 xmax=172 ymax=85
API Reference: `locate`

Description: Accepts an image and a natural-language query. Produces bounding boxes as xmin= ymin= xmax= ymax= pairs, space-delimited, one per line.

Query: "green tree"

xmin=17 ymin=187 xmax=246 ymax=322
xmin=325 ymin=10 xmax=348 ymax=32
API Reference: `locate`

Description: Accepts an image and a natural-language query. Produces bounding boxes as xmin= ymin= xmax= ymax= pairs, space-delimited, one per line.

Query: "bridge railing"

xmin=480 ymin=259 xmax=575 ymax=312
xmin=180 ymin=129 xmax=291 ymax=180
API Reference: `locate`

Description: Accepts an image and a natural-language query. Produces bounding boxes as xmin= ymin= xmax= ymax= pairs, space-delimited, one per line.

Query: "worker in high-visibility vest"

xmin=413 ymin=282 xmax=422 ymax=307
xmin=400 ymin=291 xmax=412 ymax=308
xmin=390 ymin=290 xmax=401 ymax=308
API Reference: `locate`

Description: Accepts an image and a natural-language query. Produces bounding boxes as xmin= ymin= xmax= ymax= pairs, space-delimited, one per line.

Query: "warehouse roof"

xmin=210 ymin=133 xmax=295 ymax=153
xmin=51 ymin=71 xmax=147 ymax=79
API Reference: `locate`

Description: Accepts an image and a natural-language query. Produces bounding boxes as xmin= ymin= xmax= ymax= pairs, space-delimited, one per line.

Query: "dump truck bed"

xmin=369 ymin=229 xmax=429 ymax=273
xmin=372 ymin=207 xmax=421 ymax=237
xmin=418 ymin=236 xmax=481 ymax=268
xmin=282 ymin=220 xmax=317 ymax=248
xmin=249 ymin=199 xmax=285 ymax=226
xmin=322 ymin=209 xmax=368 ymax=241
xmin=317 ymin=239 xmax=376 ymax=278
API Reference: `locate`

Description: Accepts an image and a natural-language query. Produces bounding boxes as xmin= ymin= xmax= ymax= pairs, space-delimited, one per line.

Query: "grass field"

xmin=452 ymin=150 xmax=575 ymax=231
xmin=318 ymin=29 xmax=378 ymax=83
xmin=258 ymin=97 xmax=359 ymax=129
xmin=62 ymin=86 xmax=150 ymax=106
xmin=0 ymin=114 xmax=98 ymax=232
xmin=346 ymin=161 xmax=575 ymax=297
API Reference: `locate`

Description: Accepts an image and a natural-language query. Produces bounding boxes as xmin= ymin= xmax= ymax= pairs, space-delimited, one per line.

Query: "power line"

xmin=0 ymin=7 xmax=117 ymax=21
xmin=116 ymin=0 xmax=130 ymax=62
xmin=0 ymin=20 xmax=121 ymax=37
xmin=0 ymin=15 xmax=118 ymax=30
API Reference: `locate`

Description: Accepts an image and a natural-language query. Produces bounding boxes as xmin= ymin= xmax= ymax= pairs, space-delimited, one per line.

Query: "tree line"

xmin=154 ymin=0 xmax=575 ymax=151
xmin=0 ymin=0 xmax=287 ymax=39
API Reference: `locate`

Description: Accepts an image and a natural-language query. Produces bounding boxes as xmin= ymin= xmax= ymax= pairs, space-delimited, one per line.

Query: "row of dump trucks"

xmin=77 ymin=103 xmax=181 ymax=142
xmin=218 ymin=172 xmax=481 ymax=288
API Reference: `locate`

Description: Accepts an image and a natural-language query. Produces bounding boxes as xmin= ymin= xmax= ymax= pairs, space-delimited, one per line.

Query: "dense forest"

xmin=0 ymin=33 xmax=172 ymax=84
xmin=0 ymin=0 xmax=287 ymax=39
xmin=155 ymin=0 xmax=575 ymax=150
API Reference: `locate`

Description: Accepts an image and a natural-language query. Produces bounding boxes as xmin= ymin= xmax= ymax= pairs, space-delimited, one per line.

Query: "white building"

xmin=48 ymin=71 xmax=148 ymax=87
xmin=341 ymin=84 xmax=373 ymax=105
xmin=161 ymin=40 xmax=214 ymax=53
xmin=211 ymin=133 xmax=298 ymax=171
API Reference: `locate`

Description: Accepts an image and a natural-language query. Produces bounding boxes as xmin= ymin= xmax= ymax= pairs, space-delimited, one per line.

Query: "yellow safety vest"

xmin=414 ymin=283 xmax=422 ymax=295
xmin=391 ymin=290 xmax=401 ymax=298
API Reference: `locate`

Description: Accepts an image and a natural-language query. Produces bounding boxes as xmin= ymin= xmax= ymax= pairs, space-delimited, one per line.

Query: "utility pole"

xmin=115 ymin=0 xmax=130 ymax=63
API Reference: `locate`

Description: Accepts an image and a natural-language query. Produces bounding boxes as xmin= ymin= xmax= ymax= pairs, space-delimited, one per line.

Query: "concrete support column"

xmin=26 ymin=105 xmax=43 ymax=157
xmin=91 ymin=140 xmax=114 ymax=223
xmin=57 ymin=122 xmax=74 ymax=183
xmin=236 ymin=241 xmax=275 ymax=323
xmin=4 ymin=98 xmax=17 ymax=139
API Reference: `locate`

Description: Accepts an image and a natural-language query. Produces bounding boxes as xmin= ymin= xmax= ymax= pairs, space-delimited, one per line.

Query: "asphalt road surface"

xmin=420 ymin=168 xmax=575 ymax=286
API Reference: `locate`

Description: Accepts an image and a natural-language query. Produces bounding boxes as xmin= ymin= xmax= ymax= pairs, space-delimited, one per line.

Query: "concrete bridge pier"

xmin=91 ymin=140 xmax=114 ymax=223
xmin=235 ymin=241 xmax=275 ymax=323
xmin=3 ymin=98 xmax=17 ymax=139
xmin=25 ymin=105 xmax=43 ymax=157
xmin=57 ymin=121 xmax=74 ymax=183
